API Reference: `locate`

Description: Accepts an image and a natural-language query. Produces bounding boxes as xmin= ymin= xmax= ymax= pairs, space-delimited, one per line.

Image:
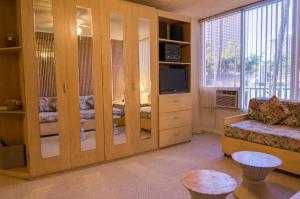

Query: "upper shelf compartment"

xmin=158 ymin=10 xmax=191 ymax=44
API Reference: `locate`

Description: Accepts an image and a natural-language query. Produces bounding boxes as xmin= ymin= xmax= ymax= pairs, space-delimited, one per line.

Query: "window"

xmin=202 ymin=0 xmax=299 ymax=109
xmin=203 ymin=12 xmax=241 ymax=87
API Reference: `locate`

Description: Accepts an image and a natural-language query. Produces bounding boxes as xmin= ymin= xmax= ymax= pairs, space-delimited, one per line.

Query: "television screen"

xmin=159 ymin=67 xmax=188 ymax=94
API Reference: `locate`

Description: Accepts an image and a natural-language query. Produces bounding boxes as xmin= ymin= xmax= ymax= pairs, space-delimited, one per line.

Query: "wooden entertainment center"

xmin=158 ymin=10 xmax=192 ymax=147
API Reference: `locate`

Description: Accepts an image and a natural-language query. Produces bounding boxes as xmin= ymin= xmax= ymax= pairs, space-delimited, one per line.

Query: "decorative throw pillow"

xmin=79 ymin=96 xmax=94 ymax=110
xmin=248 ymin=98 xmax=265 ymax=120
xmin=280 ymin=101 xmax=300 ymax=127
xmin=39 ymin=97 xmax=57 ymax=112
xmin=259 ymin=96 xmax=291 ymax=125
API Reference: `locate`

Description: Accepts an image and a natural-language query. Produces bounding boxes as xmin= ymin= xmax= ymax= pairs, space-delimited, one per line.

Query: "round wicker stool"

xmin=232 ymin=151 xmax=282 ymax=199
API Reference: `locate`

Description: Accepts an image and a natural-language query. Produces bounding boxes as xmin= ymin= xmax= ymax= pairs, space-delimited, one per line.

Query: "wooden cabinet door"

xmin=129 ymin=3 xmax=159 ymax=153
xmin=64 ymin=0 xmax=105 ymax=168
xmin=101 ymin=0 xmax=137 ymax=160
xmin=21 ymin=0 xmax=71 ymax=176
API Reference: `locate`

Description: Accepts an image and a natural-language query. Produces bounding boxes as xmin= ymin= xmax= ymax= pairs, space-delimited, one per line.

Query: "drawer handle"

xmin=173 ymin=133 xmax=180 ymax=137
xmin=173 ymin=116 xmax=179 ymax=120
xmin=173 ymin=100 xmax=179 ymax=103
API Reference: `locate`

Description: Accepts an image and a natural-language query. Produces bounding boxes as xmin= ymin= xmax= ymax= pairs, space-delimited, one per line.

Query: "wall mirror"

xmin=33 ymin=0 xmax=60 ymax=158
xmin=138 ymin=18 xmax=151 ymax=140
xmin=110 ymin=15 xmax=127 ymax=145
xmin=76 ymin=6 xmax=96 ymax=152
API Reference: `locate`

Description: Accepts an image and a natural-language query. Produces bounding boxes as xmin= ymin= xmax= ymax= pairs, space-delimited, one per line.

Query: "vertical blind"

xmin=243 ymin=0 xmax=296 ymax=108
xmin=202 ymin=0 xmax=299 ymax=109
xmin=203 ymin=12 xmax=241 ymax=88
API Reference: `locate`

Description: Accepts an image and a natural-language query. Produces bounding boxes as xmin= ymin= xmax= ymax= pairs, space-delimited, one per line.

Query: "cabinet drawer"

xmin=159 ymin=126 xmax=192 ymax=147
xmin=159 ymin=110 xmax=192 ymax=130
xmin=159 ymin=93 xmax=192 ymax=113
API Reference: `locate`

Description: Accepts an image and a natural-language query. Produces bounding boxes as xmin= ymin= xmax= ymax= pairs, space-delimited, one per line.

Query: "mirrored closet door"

xmin=102 ymin=1 xmax=158 ymax=159
xmin=31 ymin=0 xmax=71 ymax=175
xmin=65 ymin=0 xmax=104 ymax=167
xmin=133 ymin=4 xmax=158 ymax=153
xmin=102 ymin=0 xmax=135 ymax=160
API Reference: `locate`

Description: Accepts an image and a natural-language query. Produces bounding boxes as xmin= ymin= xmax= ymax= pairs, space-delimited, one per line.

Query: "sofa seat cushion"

xmin=39 ymin=112 xmax=58 ymax=123
xmin=225 ymin=120 xmax=300 ymax=152
xmin=40 ymin=110 xmax=96 ymax=123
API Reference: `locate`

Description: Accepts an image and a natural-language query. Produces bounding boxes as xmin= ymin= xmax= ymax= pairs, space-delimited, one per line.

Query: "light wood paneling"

xmin=159 ymin=110 xmax=192 ymax=130
xmin=159 ymin=125 xmax=191 ymax=147
xmin=159 ymin=93 xmax=192 ymax=113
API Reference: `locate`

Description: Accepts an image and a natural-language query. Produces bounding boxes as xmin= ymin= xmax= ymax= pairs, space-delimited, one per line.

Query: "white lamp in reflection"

xmin=140 ymin=82 xmax=149 ymax=104
xmin=77 ymin=27 xmax=82 ymax=35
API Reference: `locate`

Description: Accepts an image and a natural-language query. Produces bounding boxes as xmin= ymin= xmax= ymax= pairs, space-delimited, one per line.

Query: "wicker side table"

xmin=232 ymin=151 xmax=282 ymax=199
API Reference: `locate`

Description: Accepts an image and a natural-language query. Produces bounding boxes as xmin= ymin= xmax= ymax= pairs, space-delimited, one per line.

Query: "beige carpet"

xmin=0 ymin=133 xmax=300 ymax=199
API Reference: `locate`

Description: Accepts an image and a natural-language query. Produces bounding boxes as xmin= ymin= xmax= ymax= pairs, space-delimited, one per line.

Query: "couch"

xmin=222 ymin=97 xmax=300 ymax=175
xmin=39 ymin=96 xmax=151 ymax=136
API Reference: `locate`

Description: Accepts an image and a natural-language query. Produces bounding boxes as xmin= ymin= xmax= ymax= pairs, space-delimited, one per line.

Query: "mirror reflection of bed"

xmin=34 ymin=0 xmax=152 ymax=158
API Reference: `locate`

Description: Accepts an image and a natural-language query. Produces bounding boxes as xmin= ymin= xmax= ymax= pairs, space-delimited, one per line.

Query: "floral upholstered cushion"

xmin=79 ymin=96 xmax=94 ymax=110
xmin=225 ymin=120 xmax=300 ymax=152
xmin=248 ymin=98 xmax=266 ymax=121
xmin=249 ymin=98 xmax=300 ymax=127
xmin=258 ymin=96 xmax=291 ymax=125
xmin=280 ymin=100 xmax=300 ymax=127
xmin=39 ymin=97 xmax=57 ymax=112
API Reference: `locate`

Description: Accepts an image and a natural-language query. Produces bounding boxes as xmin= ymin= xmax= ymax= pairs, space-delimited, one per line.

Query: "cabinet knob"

xmin=173 ymin=116 xmax=179 ymax=120
xmin=173 ymin=100 xmax=179 ymax=103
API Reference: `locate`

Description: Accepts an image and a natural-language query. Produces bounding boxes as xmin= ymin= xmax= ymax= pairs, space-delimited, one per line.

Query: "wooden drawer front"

xmin=159 ymin=126 xmax=192 ymax=147
xmin=159 ymin=110 xmax=191 ymax=130
xmin=159 ymin=94 xmax=192 ymax=113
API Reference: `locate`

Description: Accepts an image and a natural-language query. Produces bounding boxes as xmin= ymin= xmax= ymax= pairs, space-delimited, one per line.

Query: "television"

xmin=159 ymin=67 xmax=188 ymax=94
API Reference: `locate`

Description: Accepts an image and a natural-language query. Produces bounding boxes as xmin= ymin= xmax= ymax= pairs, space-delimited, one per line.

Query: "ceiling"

xmin=128 ymin=0 xmax=262 ymax=19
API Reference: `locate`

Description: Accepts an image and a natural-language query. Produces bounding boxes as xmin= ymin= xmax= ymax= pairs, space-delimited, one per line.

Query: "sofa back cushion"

xmin=79 ymin=95 xmax=94 ymax=110
xmin=248 ymin=98 xmax=300 ymax=127
xmin=39 ymin=97 xmax=57 ymax=112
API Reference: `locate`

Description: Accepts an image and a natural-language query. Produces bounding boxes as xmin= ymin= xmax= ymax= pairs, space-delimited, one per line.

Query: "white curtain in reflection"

xmin=139 ymin=38 xmax=151 ymax=104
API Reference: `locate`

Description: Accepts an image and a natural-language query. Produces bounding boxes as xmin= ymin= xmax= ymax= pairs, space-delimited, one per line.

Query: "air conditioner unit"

xmin=216 ymin=90 xmax=239 ymax=109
